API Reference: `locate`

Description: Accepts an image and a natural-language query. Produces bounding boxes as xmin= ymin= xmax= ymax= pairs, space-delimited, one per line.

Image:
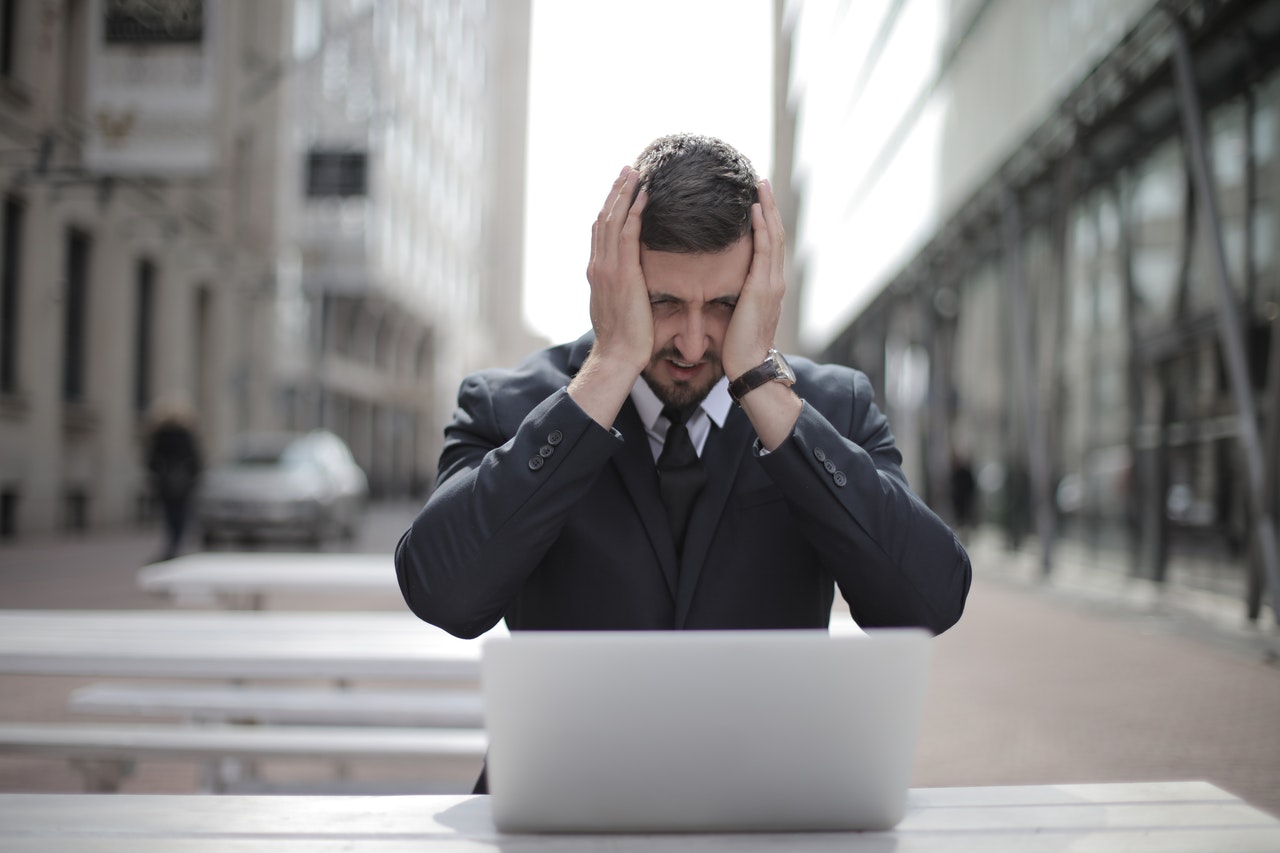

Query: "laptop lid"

xmin=480 ymin=628 xmax=932 ymax=833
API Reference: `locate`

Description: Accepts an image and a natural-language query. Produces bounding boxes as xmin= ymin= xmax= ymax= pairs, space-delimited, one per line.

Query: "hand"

xmin=584 ymin=165 xmax=652 ymax=373
xmin=722 ymin=179 xmax=786 ymax=382
xmin=569 ymin=166 xmax=653 ymax=427
xmin=723 ymin=180 xmax=801 ymax=450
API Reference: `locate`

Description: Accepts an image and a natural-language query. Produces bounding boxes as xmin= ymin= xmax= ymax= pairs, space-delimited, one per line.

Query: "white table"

xmin=0 ymin=781 xmax=1276 ymax=851
xmin=0 ymin=610 xmax=498 ymax=681
xmin=137 ymin=552 xmax=399 ymax=609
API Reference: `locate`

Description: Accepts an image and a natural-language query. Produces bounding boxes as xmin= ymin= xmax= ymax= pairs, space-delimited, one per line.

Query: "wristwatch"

xmin=728 ymin=348 xmax=796 ymax=404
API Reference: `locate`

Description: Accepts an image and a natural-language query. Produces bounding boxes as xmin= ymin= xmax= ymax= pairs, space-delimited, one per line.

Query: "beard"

xmin=641 ymin=346 xmax=725 ymax=411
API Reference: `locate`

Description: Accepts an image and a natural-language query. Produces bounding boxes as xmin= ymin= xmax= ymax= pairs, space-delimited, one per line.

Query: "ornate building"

xmin=0 ymin=0 xmax=535 ymax=535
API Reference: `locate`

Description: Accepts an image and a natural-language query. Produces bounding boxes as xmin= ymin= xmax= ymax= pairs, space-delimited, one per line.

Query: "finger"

xmin=749 ymin=201 xmax=772 ymax=287
xmin=591 ymin=167 xmax=634 ymax=278
xmin=600 ymin=165 xmax=631 ymax=213
xmin=619 ymin=187 xmax=647 ymax=258
xmin=587 ymin=217 xmax=600 ymax=282
xmin=758 ymin=179 xmax=787 ymax=279
xmin=594 ymin=167 xmax=629 ymax=260
xmin=602 ymin=168 xmax=640 ymax=256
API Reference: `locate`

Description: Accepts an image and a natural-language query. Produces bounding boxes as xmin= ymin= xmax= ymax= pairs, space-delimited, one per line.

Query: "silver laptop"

xmin=480 ymin=628 xmax=932 ymax=833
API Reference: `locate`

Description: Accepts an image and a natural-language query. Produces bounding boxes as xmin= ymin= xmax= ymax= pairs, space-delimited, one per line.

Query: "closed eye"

xmin=649 ymin=295 xmax=681 ymax=317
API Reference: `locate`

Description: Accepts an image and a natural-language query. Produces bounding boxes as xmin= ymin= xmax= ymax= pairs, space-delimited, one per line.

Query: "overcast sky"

xmin=522 ymin=0 xmax=775 ymax=345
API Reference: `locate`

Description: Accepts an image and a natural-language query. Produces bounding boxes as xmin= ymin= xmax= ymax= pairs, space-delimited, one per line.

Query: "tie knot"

xmin=662 ymin=405 xmax=696 ymax=428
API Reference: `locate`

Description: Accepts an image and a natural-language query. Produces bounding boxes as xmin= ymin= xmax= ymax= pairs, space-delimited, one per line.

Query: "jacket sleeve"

xmin=395 ymin=378 xmax=623 ymax=638
xmin=757 ymin=370 xmax=971 ymax=634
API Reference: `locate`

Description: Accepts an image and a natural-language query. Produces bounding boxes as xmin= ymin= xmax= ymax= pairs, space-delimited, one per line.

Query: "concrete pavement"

xmin=1 ymin=504 xmax=1278 ymax=817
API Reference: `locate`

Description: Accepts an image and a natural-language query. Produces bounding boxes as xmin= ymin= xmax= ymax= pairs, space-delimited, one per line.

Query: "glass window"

xmin=103 ymin=0 xmax=203 ymax=43
xmin=1184 ymin=98 xmax=1249 ymax=314
xmin=1253 ymin=70 xmax=1280 ymax=312
xmin=1 ymin=195 xmax=22 ymax=394
xmin=133 ymin=259 xmax=155 ymax=414
xmin=1025 ymin=227 xmax=1058 ymax=391
xmin=952 ymin=263 xmax=1006 ymax=467
xmin=1129 ymin=139 xmax=1185 ymax=331
xmin=306 ymin=150 xmax=368 ymax=198
xmin=0 ymin=0 xmax=16 ymax=78
xmin=62 ymin=228 xmax=91 ymax=403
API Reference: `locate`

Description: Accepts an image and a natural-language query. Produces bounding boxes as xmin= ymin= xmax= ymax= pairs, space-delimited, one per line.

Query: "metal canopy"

xmin=823 ymin=0 xmax=1280 ymax=350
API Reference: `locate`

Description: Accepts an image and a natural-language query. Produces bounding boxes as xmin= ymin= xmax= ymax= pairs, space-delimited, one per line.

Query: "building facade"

xmin=0 ymin=0 xmax=535 ymax=536
xmin=275 ymin=0 xmax=537 ymax=498
xmin=782 ymin=0 xmax=1280 ymax=620
xmin=0 ymin=0 xmax=289 ymax=536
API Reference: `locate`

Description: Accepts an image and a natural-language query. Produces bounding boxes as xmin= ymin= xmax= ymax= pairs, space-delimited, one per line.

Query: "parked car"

xmin=197 ymin=430 xmax=368 ymax=545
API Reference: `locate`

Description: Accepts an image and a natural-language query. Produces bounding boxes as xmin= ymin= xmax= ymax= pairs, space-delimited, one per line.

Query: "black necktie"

xmin=657 ymin=405 xmax=707 ymax=552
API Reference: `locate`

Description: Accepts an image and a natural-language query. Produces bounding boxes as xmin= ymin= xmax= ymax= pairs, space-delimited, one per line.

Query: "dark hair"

xmin=633 ymin=133 xmax=760 ymax=253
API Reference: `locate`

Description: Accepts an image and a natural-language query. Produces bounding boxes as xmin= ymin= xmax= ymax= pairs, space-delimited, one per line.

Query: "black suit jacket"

xmin=396 ymin=333 xmax=970 ymax=637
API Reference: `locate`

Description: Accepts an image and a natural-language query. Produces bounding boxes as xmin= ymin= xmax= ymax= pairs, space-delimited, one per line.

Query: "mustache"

xmin=653 ymin=347 xmax=721 ymax=367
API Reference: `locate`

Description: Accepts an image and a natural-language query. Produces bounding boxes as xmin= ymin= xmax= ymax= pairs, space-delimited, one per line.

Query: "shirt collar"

xmin=630 ymin=375 xmax=732 ymax=431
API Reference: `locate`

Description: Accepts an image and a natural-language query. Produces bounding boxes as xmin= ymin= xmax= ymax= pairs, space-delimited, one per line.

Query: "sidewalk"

xmin=1 ymin=511 xmax=1278 ymax=816
xmin=926 ymin=530 xmax=1280 ymax=818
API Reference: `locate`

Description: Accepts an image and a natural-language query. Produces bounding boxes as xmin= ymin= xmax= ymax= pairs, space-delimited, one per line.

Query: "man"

xmin=145 ymin=396 xmax=203 ymax=561
xmin=396 ymin=132 xmax=969 ymax=639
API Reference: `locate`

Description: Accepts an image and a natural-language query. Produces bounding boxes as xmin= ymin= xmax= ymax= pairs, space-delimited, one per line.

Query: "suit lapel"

xmin=610 ymin=399 xmax=681 ymax=598
xmin=674 ymin=406 xmax=754 ymax=627
xmin=569 ymin=335 xmax=681 ymax=599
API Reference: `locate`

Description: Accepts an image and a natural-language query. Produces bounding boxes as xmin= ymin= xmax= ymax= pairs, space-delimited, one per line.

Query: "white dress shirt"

xmin=630 ymin=376 xmax=732 ymax=462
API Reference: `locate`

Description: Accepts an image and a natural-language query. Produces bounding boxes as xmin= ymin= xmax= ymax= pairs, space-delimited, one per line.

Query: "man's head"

xmin=632 ymin=134 xmax=761 ymax=410
xmin=634 ymin=133 xmax=760 ymax=253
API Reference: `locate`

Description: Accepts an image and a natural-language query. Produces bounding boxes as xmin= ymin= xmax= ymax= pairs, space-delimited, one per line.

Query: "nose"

xmin=674 ymin=310 xmax=708 ymax=363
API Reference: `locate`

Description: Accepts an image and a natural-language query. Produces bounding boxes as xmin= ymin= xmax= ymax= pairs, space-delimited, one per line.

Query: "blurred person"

xmin=950 ymin=451 xmax=978 ymax=543
xmin=144 ymin=396 xmax=203 ymax=561
xmin=395 ymin=133 xmax=972 ymax=792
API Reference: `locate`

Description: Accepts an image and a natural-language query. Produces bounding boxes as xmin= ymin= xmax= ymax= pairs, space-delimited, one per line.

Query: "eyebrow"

xmin=648 ymin=292 xmax=739 ymax=306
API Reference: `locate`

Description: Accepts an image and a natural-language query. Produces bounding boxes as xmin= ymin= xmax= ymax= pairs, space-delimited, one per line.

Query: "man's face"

xmin=638 ymin=235 xmax=752 ymax=410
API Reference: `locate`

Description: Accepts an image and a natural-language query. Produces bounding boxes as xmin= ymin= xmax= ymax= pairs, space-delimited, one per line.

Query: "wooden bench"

xmin=0 ymin=609 xmax=494 ymax=681
xmin=69 ymin=683 xmax=485 ymax=728
xmin=136 ymin=552 xmax=400 ymax=610
xmin=0 ymin=722 xmax=487 ymax=793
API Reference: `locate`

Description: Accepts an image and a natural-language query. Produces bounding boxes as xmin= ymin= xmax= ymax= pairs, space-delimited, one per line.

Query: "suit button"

xmin=824 ymin=460 xmax=836 ymax=473
xmin=539 ymin=445 xmax=554 ymax=458
xmin=813 ymin=447 xmax=827 ymax=462
xmin=833 ymin=471 xmax=847 ymax=487
xmin=547 ymin=429 xmax=563 ymax=446
xmin=528 ymin=456 xmax=544 ymax=470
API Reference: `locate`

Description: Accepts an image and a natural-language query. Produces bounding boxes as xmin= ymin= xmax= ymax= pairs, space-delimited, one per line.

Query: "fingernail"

xmin=620 ymin=165 xmax=631 ymax=178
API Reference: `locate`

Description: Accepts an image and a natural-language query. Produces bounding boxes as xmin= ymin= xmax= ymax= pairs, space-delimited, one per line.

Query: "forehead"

xmin=639 ymin=236 xmax=752 ymax=300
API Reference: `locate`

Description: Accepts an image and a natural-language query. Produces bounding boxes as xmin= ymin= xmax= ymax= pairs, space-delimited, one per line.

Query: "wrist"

xmin=727 ymin=348 xmax=795 ymax=405
xmin=723 ymin=354 xmax=756 ymax=383
xmin=568 ymin=347 xmax=643 ymax=428
xmin=584 ymin=343 xmax=648 ymax=379
xmin=738 ymin=383 xmax=803 ymax=452
xmin=723 ymin=342 xmax=776 ymax=383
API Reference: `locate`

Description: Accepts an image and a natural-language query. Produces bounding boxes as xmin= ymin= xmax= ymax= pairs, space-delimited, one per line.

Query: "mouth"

xmin=665 ymin=357 xmax=704 ymax=380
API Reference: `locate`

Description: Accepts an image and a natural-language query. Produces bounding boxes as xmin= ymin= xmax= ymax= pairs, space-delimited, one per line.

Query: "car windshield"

xmin=235 ymin=449 xmax=287 ymax=466
xmin=230 ymin=438 xmax=312 ymax=470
